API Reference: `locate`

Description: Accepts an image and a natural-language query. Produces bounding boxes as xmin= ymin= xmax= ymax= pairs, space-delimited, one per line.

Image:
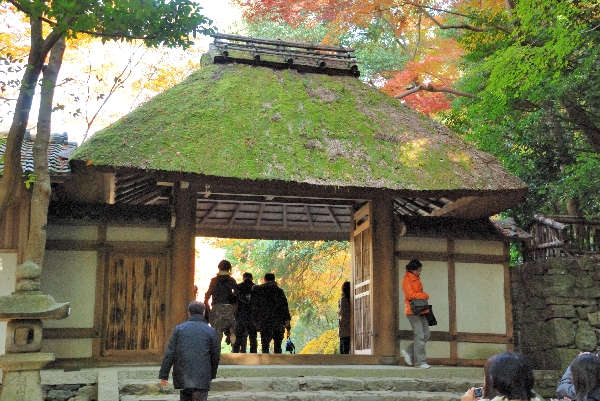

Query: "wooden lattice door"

xmin=351 ymin=202 xmax=373 ymax=354
xmin=103 ymin=254 xmax=165 ymax=356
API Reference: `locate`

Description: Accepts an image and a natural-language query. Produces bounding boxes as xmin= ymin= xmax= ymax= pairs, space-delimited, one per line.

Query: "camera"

xmin=474 ymin=387 xmax=483 ymax=398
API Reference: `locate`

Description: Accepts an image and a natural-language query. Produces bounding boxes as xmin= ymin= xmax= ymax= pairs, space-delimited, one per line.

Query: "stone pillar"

xmin=168 ymin=182 xmax=196 ymax=336
xmin=370 ymin=193 xmax=398 ymax=364
xmin=0 ymin=260 xmax=70 ymax=401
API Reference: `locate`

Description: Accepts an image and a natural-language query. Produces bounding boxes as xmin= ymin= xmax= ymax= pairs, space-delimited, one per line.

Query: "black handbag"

xmin=409 ymin=299 xmax=429 ymax=314
xmin=424 ymin=306 xmax=437 ymax=326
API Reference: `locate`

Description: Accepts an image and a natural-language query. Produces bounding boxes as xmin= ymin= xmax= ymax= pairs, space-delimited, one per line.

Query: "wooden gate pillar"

xmin=371 ymin=193 xmax=398 ymax=364
xmin=168 ymin=182 xmax=196 ymax=337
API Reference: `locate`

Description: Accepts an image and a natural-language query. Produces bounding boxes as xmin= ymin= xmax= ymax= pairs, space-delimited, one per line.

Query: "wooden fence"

xmin=524 ymin=214 xmax=600 ymax=261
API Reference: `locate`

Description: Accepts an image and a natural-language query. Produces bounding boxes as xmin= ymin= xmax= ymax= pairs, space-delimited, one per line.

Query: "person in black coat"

xmin=159 ymin=301 xmax=221 ymax=401
xmin=252 ymin=273 xmax=291 ymax=354
xmin=232 ymin=272 xmax=258 ymax=353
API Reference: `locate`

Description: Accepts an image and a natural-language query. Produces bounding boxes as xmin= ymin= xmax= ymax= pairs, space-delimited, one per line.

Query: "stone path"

xmin=38 ymin=364 xmax=561 ymax=401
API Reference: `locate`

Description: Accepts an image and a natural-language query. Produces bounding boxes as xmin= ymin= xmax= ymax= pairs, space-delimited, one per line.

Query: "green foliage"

xmin=299 ymin=329 xmax=339 ymax=354
xmin=555 ymin=154 xmax=600 ymax=218
xmin=242 ymin=17 xmax=409 ymax=82
xmin=8 ymin=0 xmax=214 ymax=48
xmin=23 ymin=173 xmax=35 ymax=189
xmin=446 ymin=0 xmax=600 ymax=221
xmin=213 ymin=239 xmax=349 ymax=351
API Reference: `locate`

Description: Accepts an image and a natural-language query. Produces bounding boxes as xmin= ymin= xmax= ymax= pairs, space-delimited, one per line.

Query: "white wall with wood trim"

xmin=40 ymin=224 xmax=170 ymax=359
xmin=397 ymin=235 xmax=510 ymax=364
xmin=0 ymin=252 xmax=17 ymax=355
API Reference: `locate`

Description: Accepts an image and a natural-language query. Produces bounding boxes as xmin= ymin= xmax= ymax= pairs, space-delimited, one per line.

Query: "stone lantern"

xmin=0 ymin=261 xmax=70 ymax=400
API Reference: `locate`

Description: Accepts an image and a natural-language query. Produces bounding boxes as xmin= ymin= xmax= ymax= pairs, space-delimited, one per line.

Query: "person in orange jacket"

xmin=401 ymin=259 xmax=431 ymax=369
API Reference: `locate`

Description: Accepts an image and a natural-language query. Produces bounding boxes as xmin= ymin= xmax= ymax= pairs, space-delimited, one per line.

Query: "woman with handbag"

xmin=401 ymin=258 xmax=431 ymax=369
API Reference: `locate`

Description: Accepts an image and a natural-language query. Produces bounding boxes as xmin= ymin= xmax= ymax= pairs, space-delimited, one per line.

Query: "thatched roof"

xmin=70 ymin=56 xmax=526 ymax=195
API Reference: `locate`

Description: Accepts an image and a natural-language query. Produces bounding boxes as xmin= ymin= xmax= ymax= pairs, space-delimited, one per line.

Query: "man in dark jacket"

xmin=232 ymin=272 xmax=258 ymax=353
xmin=252 ymin=273 xmax=291 ymax=354
xmin=159 ymin=301 xmax=220 ymax=401
xmin=204 ymin=259 xmax=238 ymax=346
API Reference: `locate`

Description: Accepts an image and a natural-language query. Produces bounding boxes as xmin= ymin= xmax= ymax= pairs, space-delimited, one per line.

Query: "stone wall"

xmin=511 ymin=256 xmax=600 ymax=370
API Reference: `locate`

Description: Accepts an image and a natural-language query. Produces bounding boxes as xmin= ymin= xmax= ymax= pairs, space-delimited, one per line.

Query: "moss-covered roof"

xmin=70 ymin=62 xmax=526 ymax=193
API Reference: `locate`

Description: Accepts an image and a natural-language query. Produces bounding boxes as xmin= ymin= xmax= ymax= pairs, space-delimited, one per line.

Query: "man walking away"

xmin=252 ymin=273 xmax=291 ymax=354
xmin=204 ymin=259 xmax=238 ymax=346
xmin=233 ymin=272 xmax=258 ymax=353
xmin=159 ymin=301 xmax=220 ymax=401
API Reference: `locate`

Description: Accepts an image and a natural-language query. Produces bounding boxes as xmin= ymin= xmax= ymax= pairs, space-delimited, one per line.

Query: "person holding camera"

xmin=554 ymin=352 xmax=600 ymax=401
xmin=401 ymin=259 xmax=431 ymax=369
xmin=461 ymin=352 xmax=542 ymax=401
xmin=556 ymin=349 xmax=600 ymax=400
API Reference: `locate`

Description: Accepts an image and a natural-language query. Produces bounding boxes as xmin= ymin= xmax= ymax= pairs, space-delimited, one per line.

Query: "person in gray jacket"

xmin=159 ymin=301 xmax=221 ymax=401
xmin=556 ymin=350 xmax=600 ymax=400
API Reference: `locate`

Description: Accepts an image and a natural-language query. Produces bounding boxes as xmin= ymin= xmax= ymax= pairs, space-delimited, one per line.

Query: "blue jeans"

xmin=405 ymin=313 xmax=430 ymax=365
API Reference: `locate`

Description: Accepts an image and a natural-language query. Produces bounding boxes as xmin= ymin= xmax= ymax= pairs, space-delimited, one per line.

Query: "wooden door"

xmin=103 ymin=253 xmax=166 ymax=356
xmin=351 ymin=202 xmax=373 ymax=354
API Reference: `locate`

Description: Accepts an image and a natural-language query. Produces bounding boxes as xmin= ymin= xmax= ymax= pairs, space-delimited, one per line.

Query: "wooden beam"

xmin=228 ymin=203 xmax=241 ymax=226
xmin=304 ymin=205 xmax=314 ymax=229
xmin=256 ymin=203 xmax=264 ymax=227
xmin=195 ymin=227 xmax=350 ymax=241
xmin=327 ymin=206 xmax=342 ymax=231
xmin=198 ymin=202 xmax=219 ymax=226
xmin=533 ymin=214 xmax=566 ymax=230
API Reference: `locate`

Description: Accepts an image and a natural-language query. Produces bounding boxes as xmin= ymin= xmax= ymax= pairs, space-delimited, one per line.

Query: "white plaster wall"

xmin=455 ymin=239 xmax=504 ymax=256
xmin=46 ymin=225 xmax=98 ymax=241
xmin=396 ymin=237 xmax=447 ymax=253
xmin=107 ymin=226 xmax=168 ymax=242
xmin=400 ymin=339 xmax=450 ymax=359
xmin=0 ymin=253 xmax=17 ymax=355
xmin=455 ymin=262 xmax=506 ymax=334
xmin=457 ymin=342 xmax=507 ymax=359
xmin=41 ymin=251 xmax=97 ymax=329
xmin=398 ymin=259 xmax=450 ymax=332
xmin=40 ymin=250 xmax=97 ymax=358
xmin=41 ymin=338 xmax=93 ymax=358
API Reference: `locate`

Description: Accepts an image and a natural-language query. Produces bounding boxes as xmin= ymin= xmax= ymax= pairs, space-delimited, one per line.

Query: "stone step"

xmin=118 ymin=365 xmax=485 ymax=381
xmin=120 ymin=376 xmax=481 ymax=397
xmin=122 ymin=390 xmax=465 ymax=401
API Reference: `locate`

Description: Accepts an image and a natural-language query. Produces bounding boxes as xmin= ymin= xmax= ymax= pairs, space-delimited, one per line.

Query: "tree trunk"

xmin=563 ymin=100 xmax=600 ymax=153
xmin=25 ymin=37 xmax=66 ymax=266
xmin=0 ymin=17 xmax=66 ymax=219
xmin=0 ymin=17 xmax=45 ymax=216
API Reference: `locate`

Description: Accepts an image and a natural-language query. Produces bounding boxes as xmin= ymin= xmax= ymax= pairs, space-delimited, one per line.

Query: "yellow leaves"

xmin=299 ymin=329 xmax=339 ymax=354
xmin=398 ymin=138 xmax=429 ymax=166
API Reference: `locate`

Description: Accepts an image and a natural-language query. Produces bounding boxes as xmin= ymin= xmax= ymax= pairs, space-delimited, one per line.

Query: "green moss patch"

xmin=71 ymin=63 xmax=525 ymax=191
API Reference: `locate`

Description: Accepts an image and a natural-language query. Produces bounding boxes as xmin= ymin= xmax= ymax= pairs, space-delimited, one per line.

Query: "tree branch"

xmin=394 ymin=83 xmax=475 ymax=99
xmin=382 ymin=0 xmax=513 ymax=34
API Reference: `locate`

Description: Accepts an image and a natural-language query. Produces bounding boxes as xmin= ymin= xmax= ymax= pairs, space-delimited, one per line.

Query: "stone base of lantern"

xmin=0 ymin=352 xmax=55 ymax=401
